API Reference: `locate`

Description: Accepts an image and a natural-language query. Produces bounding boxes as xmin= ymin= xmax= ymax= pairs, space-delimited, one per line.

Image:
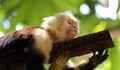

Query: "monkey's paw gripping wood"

xmin=0 ymin=30 xmax=114 ymax=70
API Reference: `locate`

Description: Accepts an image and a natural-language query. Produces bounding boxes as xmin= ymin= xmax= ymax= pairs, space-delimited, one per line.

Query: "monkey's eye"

xmin=67 ymin=21 xmax=77 ymax=29
xmin=68 ymin=22 xmax=72 ymax=25
xmin=67 ymin=21 xmax=73 ymax=25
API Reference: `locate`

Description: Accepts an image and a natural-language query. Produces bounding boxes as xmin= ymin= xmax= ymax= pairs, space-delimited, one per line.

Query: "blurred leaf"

xmin=2 ymin=0 xmax=22 ymax=11
xmin=109 ymin=37 xmax=120 ymax=70
xmin=92 ymin=20 xmax=107 ymax=33
xmin=0 ymin=8 xmax=6 ymax=23
xmin=80 ymin=14 xmax=100 ymax=35
xmin=0 ymin=24 xmax=5 ymax=32
xmin=118 ymin=9 xmax=120 ymax=20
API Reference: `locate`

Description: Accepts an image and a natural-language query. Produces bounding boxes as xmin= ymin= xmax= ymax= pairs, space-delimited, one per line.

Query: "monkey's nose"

xmin=73 ymin=26 xmax=76 ymax=28
xmin=73 ymin=25 xmax=78 ymax=29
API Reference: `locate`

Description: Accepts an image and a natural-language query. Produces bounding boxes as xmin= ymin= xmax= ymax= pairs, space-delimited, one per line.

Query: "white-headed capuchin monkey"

xmin=0 ymin=13 xmax=108 ymax=70
xmin=29 ymin=13 xmax=79 ymax=70
xmin=0 ymin=13 xmax=79 ymax=70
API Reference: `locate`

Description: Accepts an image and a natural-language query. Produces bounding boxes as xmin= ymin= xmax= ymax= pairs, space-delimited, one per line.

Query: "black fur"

xmin=26 ymin=48 xmax=45 ymax=70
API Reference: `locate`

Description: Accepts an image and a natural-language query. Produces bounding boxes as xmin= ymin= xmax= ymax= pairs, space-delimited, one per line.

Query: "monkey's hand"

xmin=78 ymin=49 xmax=108 ymax=70
xmin=63 ymin=49 xmax=108 ymax=70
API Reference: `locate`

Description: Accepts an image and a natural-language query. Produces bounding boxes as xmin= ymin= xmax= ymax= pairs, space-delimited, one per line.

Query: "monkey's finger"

xmin=104 ymin=49 xmax=108 ymax=55
xmin=98 ymin=49 xmax=104 ymax=56
xmin=100 ymin=49 xmax=108 ymax=61
xmin=101 ymin=54 xmax=108 ymax=62
xmin=93 ymin=51 xmax=96 ymax=55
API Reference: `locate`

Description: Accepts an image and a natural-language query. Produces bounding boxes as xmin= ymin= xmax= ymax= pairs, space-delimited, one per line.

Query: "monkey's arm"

xmin=63 ymin=49 xmax=108 ymax=70
xmin=79 ymin=50 xmax=108 ymax=70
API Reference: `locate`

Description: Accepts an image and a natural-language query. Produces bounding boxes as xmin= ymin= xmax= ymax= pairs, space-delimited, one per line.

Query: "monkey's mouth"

xmin=70 ymin=30 xmax=78 ymax=35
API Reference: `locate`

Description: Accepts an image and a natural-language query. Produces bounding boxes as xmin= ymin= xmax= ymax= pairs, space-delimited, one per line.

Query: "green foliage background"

xmin=0 ymin=0 xmax=120 ymax=70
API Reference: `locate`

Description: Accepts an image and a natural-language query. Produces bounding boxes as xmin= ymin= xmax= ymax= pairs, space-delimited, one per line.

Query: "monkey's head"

xmin=41 ymin=13 xmax=79 ymax=42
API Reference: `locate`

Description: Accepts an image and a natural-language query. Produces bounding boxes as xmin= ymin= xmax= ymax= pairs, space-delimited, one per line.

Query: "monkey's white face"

xmin=41 ymin=13 xmax=79 ymax=42
xmin=64 ymin=17 xmax=79 ymax=40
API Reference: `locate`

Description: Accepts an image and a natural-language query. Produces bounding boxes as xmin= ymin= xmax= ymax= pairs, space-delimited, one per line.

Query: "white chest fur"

xmin=33 ymin=28 xmax=52 ymax=62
